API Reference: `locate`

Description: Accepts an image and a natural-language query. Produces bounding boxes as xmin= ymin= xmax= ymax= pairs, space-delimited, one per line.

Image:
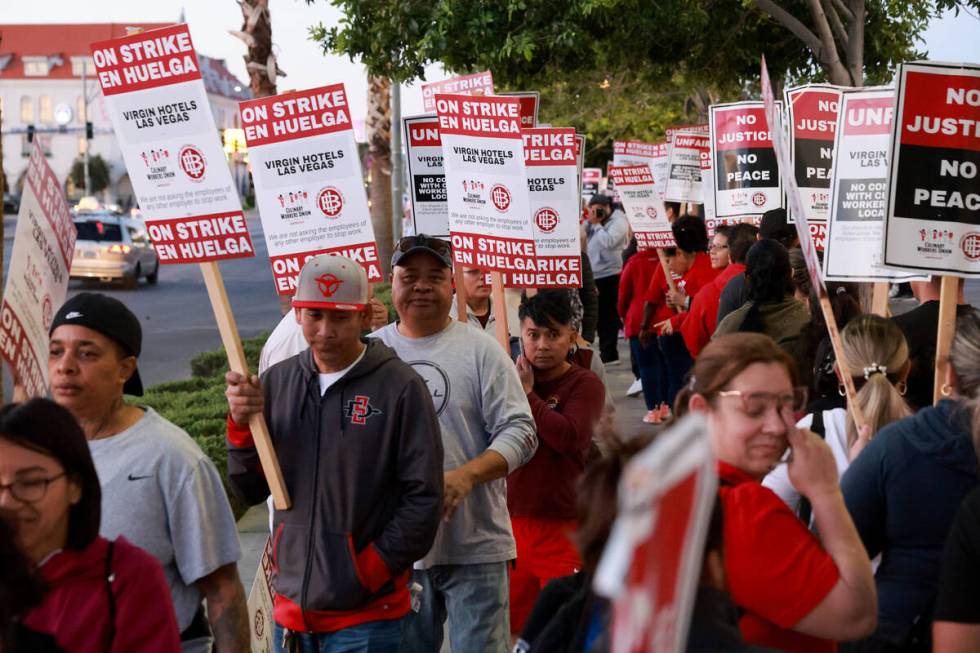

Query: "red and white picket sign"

xmin=503 ymin=127 xmax=582 ymax=288
xmin=594 ymin=414 xmax=718 ymax=653
xmin=582 ymin=168 xmax=603 ymax=198
xmin=421 ymin=70 xmax=494 ymax=112
xmin=664 ymin=131 xmax=710 ymax=204
xmin=0 ymin=139 xmax=76 ymax=397
xmin=608 ymin=165 xmax=673 ymax=250
xmin=614 ymin=140 xmax=669 ymax=199
xmin=240 ymin=84 xmax=382 ymax=291
xmin=404 ymin=114 xmax=449 ymax=237
xmin=709 ymin=101 xmax=784 ymax=219
xmin=436 ymin=93 xmax=536 ymax=272
xmin=824 ymin=88 xmax=923 ymax=283
xmin=499 ymin=91 xmax=540 ymax=129
xmin=90 ymin=24 xmax=254 ymax=264
xmin=665 ymin=123 xmax=708 ymax=144
xmin=884 ymin=61 xmax=980 ymax=278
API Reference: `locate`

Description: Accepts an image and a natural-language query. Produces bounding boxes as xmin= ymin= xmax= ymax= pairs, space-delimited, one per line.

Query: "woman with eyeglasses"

xmin=763 ymin=315 xmax=912 ymax=526
xmin=675 ymin=333 xmax=876 ymax=653
xmin=840 ymin=309 xmax=980 ymax=653
xmin=0 ymin=398 xmax=180 ymax=652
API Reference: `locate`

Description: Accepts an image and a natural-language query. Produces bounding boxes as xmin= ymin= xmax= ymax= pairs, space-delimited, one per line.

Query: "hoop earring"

xmin=838 ymin=383 xmax=847 ymax=397
xmin=896 ymin=381 xmax=907 ymax=396
xmin=941 ymin=383 xmax=953 ymax=397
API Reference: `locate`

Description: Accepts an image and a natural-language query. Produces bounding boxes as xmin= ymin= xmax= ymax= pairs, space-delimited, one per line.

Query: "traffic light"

xmin=86 ymin=121 xmax=94 ymax=140
xmin=27 ymin=125 xmax=35 ymax=142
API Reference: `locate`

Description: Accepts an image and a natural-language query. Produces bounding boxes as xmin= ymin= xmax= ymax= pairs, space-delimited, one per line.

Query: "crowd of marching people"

xmin=1 ymin=195 xmax=979 ymax=653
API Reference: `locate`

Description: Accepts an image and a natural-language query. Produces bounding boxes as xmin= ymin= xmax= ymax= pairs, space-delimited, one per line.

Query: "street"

xmin=3 ymin=209 xmax=283 ymax=387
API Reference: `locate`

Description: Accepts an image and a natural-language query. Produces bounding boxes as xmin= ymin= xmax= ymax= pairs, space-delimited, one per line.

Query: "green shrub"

xmin=140 ymin=333 xmax=267 ymax=520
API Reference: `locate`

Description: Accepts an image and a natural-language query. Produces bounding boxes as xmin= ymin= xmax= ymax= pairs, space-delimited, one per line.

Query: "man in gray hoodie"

xmin=377 ymin=235 xmax=538 ymax=653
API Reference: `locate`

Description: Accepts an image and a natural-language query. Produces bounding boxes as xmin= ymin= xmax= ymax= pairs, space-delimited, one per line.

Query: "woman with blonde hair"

xmin=841 ymin=309 xmax=980 ymax=652
xmin=764 ymin=315 xmax=912 ymax=521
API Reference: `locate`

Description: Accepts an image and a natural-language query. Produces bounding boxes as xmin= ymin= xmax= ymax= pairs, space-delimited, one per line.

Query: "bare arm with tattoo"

xmin=195 ymin=563 xmax=250 ymax=652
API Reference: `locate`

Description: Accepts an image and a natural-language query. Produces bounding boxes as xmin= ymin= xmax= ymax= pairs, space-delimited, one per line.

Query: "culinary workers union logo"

xmin=317 ymin=187 xmax=344 ymax=218
xmin=315 ymin=273 xmax=343 ymax=298
xmin=178 ymin=145 xmax=206 ymax=181
xmin=534 ymin=207 xmax=559 ymax=233
xmin=961 ymin=232 xmax=980 ymax=261
xmin=490 ymin=184 xmax=512 ymax=212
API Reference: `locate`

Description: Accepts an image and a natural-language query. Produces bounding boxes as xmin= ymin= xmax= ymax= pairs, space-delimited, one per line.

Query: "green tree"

xmin=70 ymin=154 xmax=110 ymax=194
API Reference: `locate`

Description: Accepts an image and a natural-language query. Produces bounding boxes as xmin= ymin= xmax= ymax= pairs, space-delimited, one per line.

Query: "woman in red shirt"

xmin=0 ymin=399 xmax=180 ymax=653
xmin=674 ymin=334 xmax=876 ymax=653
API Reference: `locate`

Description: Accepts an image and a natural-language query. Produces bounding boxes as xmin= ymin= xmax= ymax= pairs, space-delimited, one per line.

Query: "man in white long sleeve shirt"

xmin=585 ymin=194 xmax=629 ymax=364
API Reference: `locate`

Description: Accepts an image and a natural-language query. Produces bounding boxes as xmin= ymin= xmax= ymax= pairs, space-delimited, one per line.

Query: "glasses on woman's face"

xmin=716 ymin=388 xmax=808 ymax=418
xmin=0 ymin=473 xmax=67 ymax=503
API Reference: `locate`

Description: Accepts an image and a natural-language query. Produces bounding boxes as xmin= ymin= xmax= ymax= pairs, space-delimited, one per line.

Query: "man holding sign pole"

xmin=225 ymin=255 xmax=444 ymax=653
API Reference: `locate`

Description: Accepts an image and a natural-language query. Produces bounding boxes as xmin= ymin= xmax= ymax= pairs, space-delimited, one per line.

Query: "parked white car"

xmin=71 ymin=211 xmax=160 ymax=288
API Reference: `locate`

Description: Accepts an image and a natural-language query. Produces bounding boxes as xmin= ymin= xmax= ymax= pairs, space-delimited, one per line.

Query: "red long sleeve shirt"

xmin=681 ymin=262 xmax=746 ymax=357
xmin=618 ymin=251 xmax=661 ymax=337
xmin=508 ymin=364 xmax=606 ymax=520
xmin=666 ymin=251 xmax=721 ymax=331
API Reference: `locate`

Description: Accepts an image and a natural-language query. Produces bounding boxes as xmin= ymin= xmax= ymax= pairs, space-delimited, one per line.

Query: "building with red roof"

xmin=1 ymin=22 xmax=251 ymax=204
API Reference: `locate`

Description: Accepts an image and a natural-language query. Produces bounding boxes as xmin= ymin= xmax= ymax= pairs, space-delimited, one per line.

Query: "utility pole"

xmin=390 ymin=81 xmax=403 ymax=242
xmin=82 ymin=65 xmax=91 ymax=195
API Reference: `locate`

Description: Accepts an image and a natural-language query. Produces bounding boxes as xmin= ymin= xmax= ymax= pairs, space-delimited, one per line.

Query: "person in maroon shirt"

xmin=508 ymin=290 xmax=606 ymax=637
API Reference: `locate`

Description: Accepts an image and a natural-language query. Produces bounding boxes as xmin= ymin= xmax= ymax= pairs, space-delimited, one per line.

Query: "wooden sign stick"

xmin=817 ymin=292 xmax=867 ymax=432
xmin=870 ymin=282 xmax=890 ymax=317
xmin=933 ymin=275 xmax=959 ymax=405
xmin=490 ymin=271 xmax=510 ymax=351
xmin=453 ymin=266 xmax=468 ymax=323
xmin=656 ymin=248 xmax=677 ymax=293
xmin=200 ymin=262 xmax=291 ymax=510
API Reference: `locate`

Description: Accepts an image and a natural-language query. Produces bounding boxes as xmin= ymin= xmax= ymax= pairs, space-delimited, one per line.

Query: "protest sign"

xmin=0 ymin=139 xmax=75 ymax=397
xmin=665 ymin=123 xmax=709 ymax=144
xmin=90 ymin=24 xmax=255 ymax=264
xmin=404 ymin=114 xmax=448 ymax=237
xmin=593 ymin=414 xmax=717 ymax=653
xmin=91 ymin=24 xmax=289 ymax=509
xmin=247 ymin=538 xmax=274 ymax=652
xmin=422 ymin=70 xmax=493 ymax=112
xmin=503 ymin=128 xmax=582 ymax=288
xmin=824 ymin=88 xmax=921 ymax=282
xmin=499 ymin=91 xmax=540 ymax=128
xmin=436 ymin=93 xmax=536 ymax=272
xmin=762 ymin=56 xmax=867 ymax=430
xmin=614 ymin=140 xmax=669 ymax=198
xmin=709 ymin=101 xmax=783 ymax=218
xmin=583 ymin=167 xmax=602 ymax=199
xmin=240 ymin=84 xmax=382 ymax=291
xmin=884 ymin=61 xmax=980 ymax=277
xmin=664 ymin=131 xmax=709 ymax=204
xmin=786 ymin=85 xmax=842 ymax=249
xmin=608 ymin=165 xmax=673 ymax=250
xmin=575 ymin=133 xmax=586 ymax=190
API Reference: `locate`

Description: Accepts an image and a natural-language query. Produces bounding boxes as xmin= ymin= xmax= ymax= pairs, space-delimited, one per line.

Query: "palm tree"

xmin=366 ymin=75 xmax=393 ymax=277
xmin=230 ymin=0 xmax=282 ymax=97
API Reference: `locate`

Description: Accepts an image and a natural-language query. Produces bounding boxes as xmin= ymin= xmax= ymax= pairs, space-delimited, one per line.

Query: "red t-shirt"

xmin=680 ymin=262 xmax=745 ymax=357
xmin=617 ymin=252 xmax=660 ymax=337
xmin=718 ymin=462 xmax=840 ymax=653
xmin=667 ymin=251 xmax=720 ymax=330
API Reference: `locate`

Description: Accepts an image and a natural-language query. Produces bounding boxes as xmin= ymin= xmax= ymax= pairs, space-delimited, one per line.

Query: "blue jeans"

xmin=658 ymin=333 xmax=693 ymax=408
xmin=399 ymin=562 xmax=510 ymax=653
xmin=630 ymin=336 xmax=665 ymax=411
xmin=273 ymin=617 xmax=404 ymax=653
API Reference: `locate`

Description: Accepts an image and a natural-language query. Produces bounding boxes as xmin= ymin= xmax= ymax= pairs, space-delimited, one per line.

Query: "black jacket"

xmin=227 ymin=339 xmax=443 ymax=624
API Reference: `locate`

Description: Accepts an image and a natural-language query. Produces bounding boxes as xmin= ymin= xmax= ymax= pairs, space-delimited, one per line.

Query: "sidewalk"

xmin=236 ymin=337 xmax=654 ymax=590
